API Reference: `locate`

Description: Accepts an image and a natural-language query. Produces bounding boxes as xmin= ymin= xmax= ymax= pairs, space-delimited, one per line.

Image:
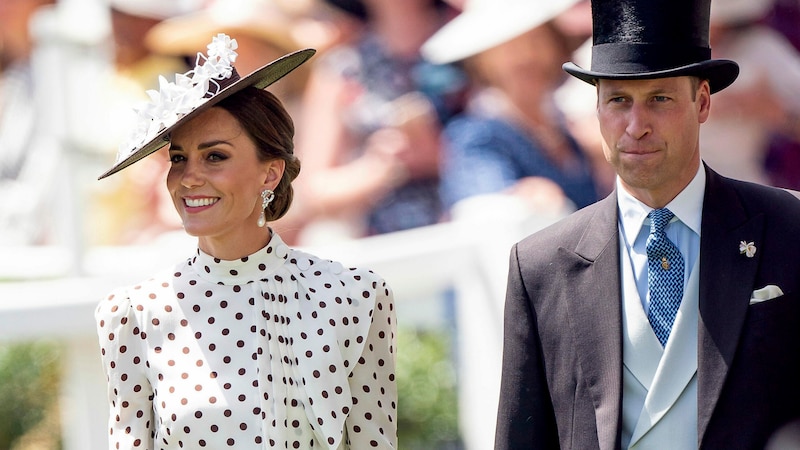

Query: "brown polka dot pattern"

xmin=96 ymin=233 xmax=397 ymax=449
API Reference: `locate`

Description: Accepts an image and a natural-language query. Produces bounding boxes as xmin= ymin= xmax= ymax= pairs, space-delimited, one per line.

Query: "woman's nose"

xmin=180 ymin=158 xmax=205 ymax=188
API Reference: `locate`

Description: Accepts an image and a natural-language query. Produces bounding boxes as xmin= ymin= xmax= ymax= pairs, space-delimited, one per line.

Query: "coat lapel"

xmin=697 ymin=167 xmax=765 ymax=442
xmin=565 ymin=193 xmax=624 ymax=450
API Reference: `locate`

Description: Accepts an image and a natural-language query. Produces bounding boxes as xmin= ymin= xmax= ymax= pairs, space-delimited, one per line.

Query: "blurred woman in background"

xmin=423 ymin=0 xmax=601 ymax=216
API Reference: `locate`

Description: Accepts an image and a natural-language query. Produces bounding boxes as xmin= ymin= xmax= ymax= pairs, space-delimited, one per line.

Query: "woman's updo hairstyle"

xmin=217 ymin=86 xmax=300 ymax=222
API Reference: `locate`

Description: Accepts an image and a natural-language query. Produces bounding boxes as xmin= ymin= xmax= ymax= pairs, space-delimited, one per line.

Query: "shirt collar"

xmin=618 ymin=164 xmax=706 ymax=244
xmin=189 ymin=231 xmax=290 ymax=285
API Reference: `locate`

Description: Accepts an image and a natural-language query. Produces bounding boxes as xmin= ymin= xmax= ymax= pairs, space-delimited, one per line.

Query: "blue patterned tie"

xmin=646 ymin=208 xmax=684 ymax=347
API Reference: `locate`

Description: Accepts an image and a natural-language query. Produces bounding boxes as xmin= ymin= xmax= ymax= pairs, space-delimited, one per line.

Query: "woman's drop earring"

xmin=257 ymin=189 xmax=275 ymax=228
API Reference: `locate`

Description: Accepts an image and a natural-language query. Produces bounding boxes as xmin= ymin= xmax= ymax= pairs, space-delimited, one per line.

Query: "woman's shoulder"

xmin=444 ymin=113 xmax=514 ymax=134
xmin=444 ymin=113 xmax=529 ymax=150
xmin=96 ymin=264 xmax=185 ymax=317
xmin=287 ymin=249 xmax=389 ymax=292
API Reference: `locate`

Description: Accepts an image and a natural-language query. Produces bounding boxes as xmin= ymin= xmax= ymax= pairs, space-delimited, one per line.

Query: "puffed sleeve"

xmin=344 ymin=277 xmax=398 ymax=449
xmin=95 ymin=287 xmax=155 ymax=449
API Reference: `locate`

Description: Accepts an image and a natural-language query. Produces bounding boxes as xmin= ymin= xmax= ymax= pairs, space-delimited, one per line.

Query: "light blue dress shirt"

xmin=617 ymin=166 xmax=705 ymax=313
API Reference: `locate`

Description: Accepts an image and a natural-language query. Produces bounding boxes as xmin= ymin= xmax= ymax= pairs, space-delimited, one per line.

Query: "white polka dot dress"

xmin=96 ymin=233 xmax=397 ymax=449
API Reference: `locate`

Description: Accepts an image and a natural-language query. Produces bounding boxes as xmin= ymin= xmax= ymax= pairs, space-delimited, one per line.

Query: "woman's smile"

xmin=183 ymin=196 xmax=220 ymax=209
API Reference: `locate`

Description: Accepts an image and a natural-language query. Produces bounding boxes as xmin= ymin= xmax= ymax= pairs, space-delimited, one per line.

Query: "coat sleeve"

xmin=495 ymin=243 xmax=560 ymax=449
xmin=95 ymin=287 xmax=155 ymax=450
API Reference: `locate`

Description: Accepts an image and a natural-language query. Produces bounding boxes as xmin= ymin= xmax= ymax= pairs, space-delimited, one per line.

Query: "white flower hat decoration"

xmin=98 ymin=33 xmax=315 ymax=179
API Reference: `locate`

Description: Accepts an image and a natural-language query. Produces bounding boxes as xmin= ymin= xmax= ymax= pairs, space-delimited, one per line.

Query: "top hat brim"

xmin=563 ymin=58 xmax=739 ymax=94
xmin=98 ymin=48 xmax=316 ymax=180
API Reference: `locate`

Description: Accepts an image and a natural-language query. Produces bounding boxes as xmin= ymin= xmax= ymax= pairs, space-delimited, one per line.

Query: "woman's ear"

xmin=263 ymin=159 xmax=286 ymax=190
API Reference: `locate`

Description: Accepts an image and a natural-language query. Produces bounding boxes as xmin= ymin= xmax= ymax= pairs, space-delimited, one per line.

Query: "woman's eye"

xmin=208 ymin=152 xmax=228 ymax=162
xmin=169 ymin=154 xmax=185 ymax=163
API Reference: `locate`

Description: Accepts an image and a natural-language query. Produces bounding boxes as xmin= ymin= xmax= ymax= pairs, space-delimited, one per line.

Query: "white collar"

xmin=618 ymin=165 xmax=705 ymax=244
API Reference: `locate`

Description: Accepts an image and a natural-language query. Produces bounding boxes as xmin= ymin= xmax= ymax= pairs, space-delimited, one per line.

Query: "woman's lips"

xmin=183 ymin=197 xmax=219 ymax=209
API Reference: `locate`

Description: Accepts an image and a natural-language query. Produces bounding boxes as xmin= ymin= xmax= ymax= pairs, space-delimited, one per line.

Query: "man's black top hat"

xmin=563 ymin=0 xmax=739 ymax=93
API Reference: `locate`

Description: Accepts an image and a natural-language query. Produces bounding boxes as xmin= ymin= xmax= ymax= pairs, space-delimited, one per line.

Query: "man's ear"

xmin=698 ymin=80 xmax=712 ymax=124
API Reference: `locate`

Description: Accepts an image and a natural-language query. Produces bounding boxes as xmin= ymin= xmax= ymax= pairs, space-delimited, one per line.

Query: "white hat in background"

xmin=108 ymin=0 xmax=204 ymax=20
xmin=710 ymin=0 xmax=775 ymax=25
xmin=421 ymin=0 xmax=582 ymax=64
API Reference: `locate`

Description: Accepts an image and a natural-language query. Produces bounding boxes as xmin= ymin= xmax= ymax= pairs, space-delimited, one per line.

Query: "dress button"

xmin=296 ymin=258 xmax=311 ymax=271
xmin=275 ymin=244 xmax=289 ymax=259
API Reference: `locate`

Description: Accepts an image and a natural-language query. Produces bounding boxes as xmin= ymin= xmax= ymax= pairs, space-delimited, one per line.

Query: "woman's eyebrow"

xmin=169 ymin=139 xmax=233 ymax=151
xmin=198 ymin=140 xmax=233 ymax=149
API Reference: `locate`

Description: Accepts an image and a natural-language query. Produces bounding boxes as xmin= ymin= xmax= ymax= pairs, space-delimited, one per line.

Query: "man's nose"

xmin=625 ymin=103 xmax=652 ymax=140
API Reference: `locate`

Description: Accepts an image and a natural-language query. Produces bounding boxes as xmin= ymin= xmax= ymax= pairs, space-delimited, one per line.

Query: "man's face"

xmin=596 ymin=76 xmax=711 ymax=207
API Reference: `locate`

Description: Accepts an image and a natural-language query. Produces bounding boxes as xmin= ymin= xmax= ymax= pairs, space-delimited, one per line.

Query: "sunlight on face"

xmin=596 ymin=76 xmax=710 ymax=207
xmin=166 ymin=107 xmax=283 ymax=258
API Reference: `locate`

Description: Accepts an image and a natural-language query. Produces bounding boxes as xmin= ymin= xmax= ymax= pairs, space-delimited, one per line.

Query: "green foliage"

xmin=0 ymin=341 xmax=62 ymax=450
xmin=396 ymin=326 xmax=460 ymax=449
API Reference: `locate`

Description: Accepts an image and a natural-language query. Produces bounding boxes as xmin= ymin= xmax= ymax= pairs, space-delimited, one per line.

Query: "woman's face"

xmin=472 ymin=24 xmax=569 ymax=100
xmin=166 ymin=107 xmax=284 ymax=257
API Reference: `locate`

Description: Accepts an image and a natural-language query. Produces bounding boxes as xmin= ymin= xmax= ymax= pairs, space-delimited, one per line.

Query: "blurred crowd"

xmin=1 ymin=0 xmax=799 ymax=249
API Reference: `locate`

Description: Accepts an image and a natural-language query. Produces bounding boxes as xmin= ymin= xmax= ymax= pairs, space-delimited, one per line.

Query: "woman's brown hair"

xmin=216 ymin=86 xmax=300 ymax=222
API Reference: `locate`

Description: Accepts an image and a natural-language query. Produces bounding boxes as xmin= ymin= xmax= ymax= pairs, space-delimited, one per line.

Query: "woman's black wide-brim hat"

xmin=98 ymin=34 xmax=315 ymax=180
xmin=563 ymin=0 xmax=739 ymax=94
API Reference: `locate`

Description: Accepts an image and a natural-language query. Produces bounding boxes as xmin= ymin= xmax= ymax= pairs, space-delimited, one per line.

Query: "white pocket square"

xmin=750 ymin=285 xmax=785 ymax=304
